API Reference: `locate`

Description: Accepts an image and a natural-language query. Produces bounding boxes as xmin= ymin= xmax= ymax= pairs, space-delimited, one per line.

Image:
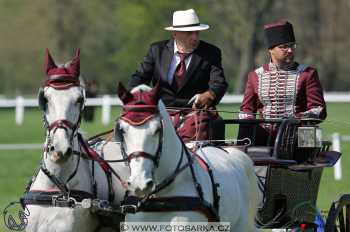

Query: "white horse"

xmin=24 ymin=49 xmax=127 ymax=232
xmin=116 ymin=83 xmax=260 ymax=231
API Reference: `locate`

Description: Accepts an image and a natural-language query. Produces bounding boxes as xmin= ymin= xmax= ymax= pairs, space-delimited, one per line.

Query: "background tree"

xmin=0 ymin=0 xmax=350 ymax=96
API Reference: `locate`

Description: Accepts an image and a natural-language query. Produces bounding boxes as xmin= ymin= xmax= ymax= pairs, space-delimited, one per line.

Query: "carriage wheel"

xmin=325 ymin=194 xmax=350 ymax=232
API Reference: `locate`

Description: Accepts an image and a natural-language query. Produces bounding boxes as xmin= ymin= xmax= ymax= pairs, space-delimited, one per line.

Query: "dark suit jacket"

xmin=128 ymin=39 xmax=228 ymax=107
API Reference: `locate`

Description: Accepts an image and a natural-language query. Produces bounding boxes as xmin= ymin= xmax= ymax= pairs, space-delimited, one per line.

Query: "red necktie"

xmin=173 ymin=52 xmax=189 ymax=89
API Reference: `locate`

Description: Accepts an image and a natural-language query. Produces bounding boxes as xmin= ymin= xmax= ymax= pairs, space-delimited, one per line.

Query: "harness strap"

xmin=79 ymin=133 xmax=110 ymax=172
xmin=40 ymin=164 xmax=70 ymax=195
xmin=182 ymin=139 xmax=206 ymax=207
xmin=78 ymin=133 xmax=129 ymax=189
xmin=128 ymin=152 xmax=158 ymax=164
xmin=48 ymin=119 xmax=76 ymax=132
xmin=145 ymin=144 xmax=190 ymax=197
xmin=21 ymin=190 xmax=93 ymax=208
xmin=192 ymin=152 xmax=220 ymax=214
xmin=87 ymin=129 xmax=114 ymax=145
xmin=117 ymin=118 xmax=164 ymax=167
xmin=123 ymin=196 xmax=219 ymax=222
xmin=126 ymin=138 xmax=221 ymax=222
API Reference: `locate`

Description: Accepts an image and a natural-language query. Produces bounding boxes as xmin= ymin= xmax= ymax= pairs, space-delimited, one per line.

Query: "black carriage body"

xmin=257 ymin=166 xmax=323 ymax=228
xmin=217 ymin=118 xmax=340 ymax=229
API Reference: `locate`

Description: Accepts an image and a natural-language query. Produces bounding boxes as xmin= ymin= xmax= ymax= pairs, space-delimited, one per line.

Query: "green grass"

xmin=0 ymin=104 xmax=349 ymax=231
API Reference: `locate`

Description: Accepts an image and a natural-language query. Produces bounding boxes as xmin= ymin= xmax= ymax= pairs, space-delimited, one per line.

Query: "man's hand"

xmin=192 ymin=90 xmax=216 ymax=110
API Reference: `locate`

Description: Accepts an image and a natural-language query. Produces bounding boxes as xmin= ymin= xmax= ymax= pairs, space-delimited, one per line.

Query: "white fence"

xmin=0 ymin=95 xmax=122 ymax=126
xmin=2 ymin=92 xmax=350 ymax=126
xmin=331 ymin=133 xmax=350 ymax=181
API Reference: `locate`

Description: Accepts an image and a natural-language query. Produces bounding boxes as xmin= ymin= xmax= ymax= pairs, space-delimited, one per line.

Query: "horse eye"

xmin=118 ymin=124 xmax=127 ymax=134
xmin=77 ymin=97 xmax=84 ymax=104
xmin=153 ymin=125 xmax=161 ymax=135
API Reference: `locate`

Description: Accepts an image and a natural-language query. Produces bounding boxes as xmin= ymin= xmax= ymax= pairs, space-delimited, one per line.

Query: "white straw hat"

xmin=164 ymin=9 xmax=209 ymax=31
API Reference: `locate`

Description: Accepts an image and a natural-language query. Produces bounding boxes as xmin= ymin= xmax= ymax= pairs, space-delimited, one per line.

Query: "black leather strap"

xmin=21 ymin=190 xmax=93 ymax=208
xmin=123 ymin=196 xmax=219 ymax=221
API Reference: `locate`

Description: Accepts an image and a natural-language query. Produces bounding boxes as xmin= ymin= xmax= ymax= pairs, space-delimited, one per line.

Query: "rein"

xmin=77 ymin=133 xmax=129 ymax=189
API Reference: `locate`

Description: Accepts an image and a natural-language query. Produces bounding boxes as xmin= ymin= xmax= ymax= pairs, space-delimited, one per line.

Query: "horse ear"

xmin=150 ymin=80 xmax=161 ymax=102
xmin=44 ymin=48 xmax=57 ymax=74
xmin=117 ymin=82 xmax=133 ymax=104
xmin=68 ymin=48 xmax=80 ymax=77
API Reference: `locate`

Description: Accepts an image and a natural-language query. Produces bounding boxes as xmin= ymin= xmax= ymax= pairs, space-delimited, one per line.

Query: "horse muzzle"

xmin=133 ymin=179 xmax=154 ymax=197
xmin=50 ymin=148 xmax=72 ymax=163
xmin=127 ymin=176 xmax=154 ymax=197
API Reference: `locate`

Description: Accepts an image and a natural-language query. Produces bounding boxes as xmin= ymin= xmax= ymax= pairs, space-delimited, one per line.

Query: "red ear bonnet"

xmin=67 ymin=48 xmax=80 ymax=78
xmin=44 ymin=48 xmax=80 ymax=89
xmin=117 ymin=82 xmax=133 ymax=105
xmin=118 ymin=83 xmax=160 ymax=125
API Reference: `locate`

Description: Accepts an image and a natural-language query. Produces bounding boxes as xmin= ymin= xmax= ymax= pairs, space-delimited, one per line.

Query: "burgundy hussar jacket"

xmin=240 ymin=62 xmax=327 ymax=120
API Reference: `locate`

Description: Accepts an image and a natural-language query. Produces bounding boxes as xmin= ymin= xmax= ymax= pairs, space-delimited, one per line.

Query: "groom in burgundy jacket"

xmin=239 ymin=20 xmax=327 ymax=145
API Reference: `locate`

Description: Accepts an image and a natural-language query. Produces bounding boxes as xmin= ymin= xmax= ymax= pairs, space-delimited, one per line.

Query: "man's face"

xmin=269 ymin=42 xmax=296 ymax=66
xmin=173 ymin=31 xmax=200 ymax=52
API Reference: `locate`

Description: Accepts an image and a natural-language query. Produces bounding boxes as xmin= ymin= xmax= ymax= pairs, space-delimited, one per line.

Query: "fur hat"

xmin=264 ymin=21 xmax=295 ymax=49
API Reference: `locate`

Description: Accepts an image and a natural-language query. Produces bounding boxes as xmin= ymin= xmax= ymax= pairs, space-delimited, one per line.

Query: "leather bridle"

xmin=116 ymin=104 xmax=220 ymax=221
xmin=116 ymin=105 xmax=164 ymax=167
xmin=36 ymin=85 xmax=86 ymax=200
xmin=41 ymin=86 xmax=83 ymax=153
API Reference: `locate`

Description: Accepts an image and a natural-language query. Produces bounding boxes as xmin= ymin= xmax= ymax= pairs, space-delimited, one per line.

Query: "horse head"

xmin=39 ymin=48 xmax=84 ymax=164
xmin=116 ymin=82 xmax=164 ymax=196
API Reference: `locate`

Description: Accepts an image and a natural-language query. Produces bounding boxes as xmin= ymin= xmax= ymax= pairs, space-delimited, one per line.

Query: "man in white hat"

xmin=129 ymin=9 xmax=227 ymax=141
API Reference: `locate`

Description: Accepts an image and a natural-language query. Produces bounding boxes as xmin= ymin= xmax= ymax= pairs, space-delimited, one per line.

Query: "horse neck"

xmin=31 ymin=134 xmax=92 ymax=193
xmin=155 ymin=109 xmax=195 ymax=193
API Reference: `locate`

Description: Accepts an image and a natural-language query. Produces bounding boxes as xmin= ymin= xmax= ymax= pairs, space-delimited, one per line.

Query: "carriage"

xmin=207 ymin=116 xmax=347 ymax=231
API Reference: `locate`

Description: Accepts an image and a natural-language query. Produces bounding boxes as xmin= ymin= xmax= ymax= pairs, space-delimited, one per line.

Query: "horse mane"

xmin=130 ymin=84 xmax=152 ymax=93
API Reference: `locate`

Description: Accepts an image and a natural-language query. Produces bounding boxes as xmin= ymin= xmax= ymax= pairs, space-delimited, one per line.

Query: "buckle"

xmin=52 ymin=195 xmax=63 ymax=207
xmin=81 ymin=198 xmax=92 ymax=209
xmin=88 ymin=199 xmax=123 ymax=215
xmin=52 ymin=195 xmax=76 ymax=208
xmin=120 ymin=204 xmax=138 ymax=214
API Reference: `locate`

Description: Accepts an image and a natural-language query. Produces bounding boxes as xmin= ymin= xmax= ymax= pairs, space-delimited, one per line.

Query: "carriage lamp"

xmin=297 ymin=126 xmax=322 ymax=148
